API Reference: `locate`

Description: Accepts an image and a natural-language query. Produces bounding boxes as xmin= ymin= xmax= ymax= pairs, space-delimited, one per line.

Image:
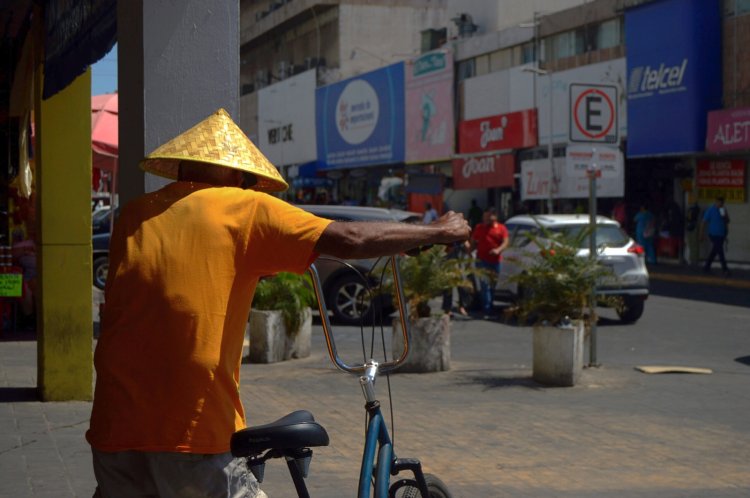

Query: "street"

xmin=242 ymin=282 xmax=750 ymax=497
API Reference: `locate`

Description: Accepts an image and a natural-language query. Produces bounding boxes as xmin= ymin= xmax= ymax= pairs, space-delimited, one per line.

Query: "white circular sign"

xmin=336 ymin=79 xmax=380 ymax=145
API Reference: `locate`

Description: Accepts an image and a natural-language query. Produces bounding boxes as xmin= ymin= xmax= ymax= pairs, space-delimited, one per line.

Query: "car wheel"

xmin=616 ymin=296 xmax=644 ymax=324
xmin=93 ymin=256 xmax=109 ymax=290
xmin=327 ymin=273 xmax=374 ymax=326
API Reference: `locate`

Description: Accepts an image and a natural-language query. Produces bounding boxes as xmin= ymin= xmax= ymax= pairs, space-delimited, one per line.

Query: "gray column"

xmin=117 ymin=0 xmax=240 ymax=204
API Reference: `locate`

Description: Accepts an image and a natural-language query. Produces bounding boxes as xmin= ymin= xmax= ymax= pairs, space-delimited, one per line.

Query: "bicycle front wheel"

xmin=398 ymin=473 xmax=452 ymax=498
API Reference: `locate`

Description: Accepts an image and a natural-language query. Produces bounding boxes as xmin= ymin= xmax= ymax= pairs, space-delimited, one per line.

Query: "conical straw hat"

xmin=140 ymin=109 xmax=288 ymax=192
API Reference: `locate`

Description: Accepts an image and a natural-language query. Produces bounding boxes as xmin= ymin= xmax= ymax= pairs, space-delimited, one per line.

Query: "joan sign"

xmin=316 ymin=63 xmax=405 ymax=169
xmin=458 ymin=109 xmax=537 ymax=154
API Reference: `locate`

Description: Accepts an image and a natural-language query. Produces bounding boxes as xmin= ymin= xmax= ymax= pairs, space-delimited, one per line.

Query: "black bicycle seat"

xmin=230 ymin=410 xmax=330 ymax=457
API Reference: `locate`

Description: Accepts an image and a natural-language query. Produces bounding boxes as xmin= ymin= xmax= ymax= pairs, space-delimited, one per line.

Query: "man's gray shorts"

xmin=92 ymin=449 xmax=267 ymax=498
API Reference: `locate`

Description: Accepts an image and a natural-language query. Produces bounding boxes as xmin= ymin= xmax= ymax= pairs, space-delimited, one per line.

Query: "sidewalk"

xmin=647 ymin=259 xmax=750 ymax=289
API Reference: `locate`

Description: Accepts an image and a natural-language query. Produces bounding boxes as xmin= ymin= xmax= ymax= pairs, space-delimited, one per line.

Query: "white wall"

xmin=337 ymin=4 xmax=450 ymax=81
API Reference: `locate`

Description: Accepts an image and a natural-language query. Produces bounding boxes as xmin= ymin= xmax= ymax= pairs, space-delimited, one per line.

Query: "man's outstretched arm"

xmin=314 ymin=211 xmax=471 ymax=260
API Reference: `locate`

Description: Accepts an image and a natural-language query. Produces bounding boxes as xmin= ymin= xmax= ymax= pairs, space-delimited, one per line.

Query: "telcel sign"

xmin=628 ymin=59 xmax=688 ymax=97
xmin=625 ymin=0 xmax=722 ymax=157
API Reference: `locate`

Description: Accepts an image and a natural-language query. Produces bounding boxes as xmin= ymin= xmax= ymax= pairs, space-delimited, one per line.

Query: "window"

xmin=553 ymin=31 xmax=577 ymax=59
xmin=490 ymin=49 xmax=512 ymax=71
xmin=456 ymin=59 xmax=475 ymax=82
xmin=740 ymin=0 xmax=750 ymax=14
xmin=475 ymin=54 xmax=490 ymax=76
xmin=597 ymin=18 xmax=622 ymax=49
xmin=550 ymin=225 xmax=630 ymax=249
xmin=521 ymin=42 xmax=536 ymax=64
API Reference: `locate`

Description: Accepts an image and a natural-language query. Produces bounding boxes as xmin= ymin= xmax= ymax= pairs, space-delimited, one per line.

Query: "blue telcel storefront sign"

xmin=625 ymin=0 xmax=722 ymax=157
xmin=316 ymin=63 xmax=405 ymax=169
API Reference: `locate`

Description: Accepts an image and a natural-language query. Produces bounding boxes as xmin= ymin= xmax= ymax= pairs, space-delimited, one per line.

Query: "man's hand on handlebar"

xmin=405 ymin=212 xmax=471 ymax=256
xmin=430 ymin=211 xmax=471 ymax=244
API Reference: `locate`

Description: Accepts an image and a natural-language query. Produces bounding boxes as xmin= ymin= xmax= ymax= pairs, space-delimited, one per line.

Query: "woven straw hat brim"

xmin=139 ymin=109 xmax=288 ymax=193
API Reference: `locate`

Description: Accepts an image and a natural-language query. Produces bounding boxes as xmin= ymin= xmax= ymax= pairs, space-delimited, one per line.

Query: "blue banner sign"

xmin=316 ymin=63 xmax=405 ymax=169
xmin=625 ymin=0 xmax=722 ymax=157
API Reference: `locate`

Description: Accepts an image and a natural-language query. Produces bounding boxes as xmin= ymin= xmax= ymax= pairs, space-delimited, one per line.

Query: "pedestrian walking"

xmin=634 ymin=203 xmax=657 ymax=264
xmin=471 ymin=207 xmax=509 ymax=318
xmin=701 ymin=196 xmax=731 ymax=276
xmin=467 ymin=199 xmax=483 ymax=229
xmin=441 ymin=240 xmax=472 ymax=316
xmin=86 ymin=109 xmax=470 ymax=498
xmin=423 ymin=202 xmax=438 ymax=224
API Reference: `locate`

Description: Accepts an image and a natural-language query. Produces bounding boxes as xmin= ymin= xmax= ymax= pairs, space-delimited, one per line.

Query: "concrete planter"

xmin=392 ymin=314 xmax=451 ymax=373
xmin=532 ymin=320 xmax=584 ymax=387
xmin=246 ymin=308 xmax=312 ymax=363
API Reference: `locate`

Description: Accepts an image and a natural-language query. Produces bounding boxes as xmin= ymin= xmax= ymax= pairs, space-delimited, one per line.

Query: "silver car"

xmin=298 ymin=204 xmax=421 ymax=325
xmin=496 ymin=214 xmax=649 ymax=324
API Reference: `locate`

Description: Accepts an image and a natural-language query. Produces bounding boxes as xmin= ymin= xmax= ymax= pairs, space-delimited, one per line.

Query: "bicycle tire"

xmin=398 ymin=473 xmax=452 ymax=498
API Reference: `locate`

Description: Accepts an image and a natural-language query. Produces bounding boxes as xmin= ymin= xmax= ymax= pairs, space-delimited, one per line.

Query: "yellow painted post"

xmin=34 ymin=68 xmax=93 ymax=401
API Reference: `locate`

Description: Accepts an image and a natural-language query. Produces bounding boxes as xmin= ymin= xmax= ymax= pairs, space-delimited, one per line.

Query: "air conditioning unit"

xmin=255 ymin=69 xmax=269 ymax=88
xmin=452 ymin=13 xmax=478 ymax=38
xmin=278 ymin=61 xmax=288 ymax=80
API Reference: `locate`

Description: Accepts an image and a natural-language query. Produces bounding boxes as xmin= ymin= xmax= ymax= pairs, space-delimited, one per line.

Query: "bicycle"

xmin=230 ymin=255 xmax=452 ymax=498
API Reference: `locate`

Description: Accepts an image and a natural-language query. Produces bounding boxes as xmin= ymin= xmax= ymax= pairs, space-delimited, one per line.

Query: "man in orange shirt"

xmin=471 ymin=207 xmax=509 ymax=318
xmin=87 ymin=109 xmax=469 ymax=498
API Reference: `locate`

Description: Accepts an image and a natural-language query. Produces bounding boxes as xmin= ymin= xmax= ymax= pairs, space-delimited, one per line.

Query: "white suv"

xmin=496 ymin=214 xmax=649 ymax=324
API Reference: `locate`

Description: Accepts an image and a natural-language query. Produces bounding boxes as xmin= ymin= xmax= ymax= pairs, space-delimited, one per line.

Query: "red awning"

xmin=91 ymin=92 xmax=118 ymax=172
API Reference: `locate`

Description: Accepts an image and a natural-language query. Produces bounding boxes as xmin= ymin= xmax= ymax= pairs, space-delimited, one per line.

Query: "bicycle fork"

xmin=360 ymin=363 xmax=431 ymax=498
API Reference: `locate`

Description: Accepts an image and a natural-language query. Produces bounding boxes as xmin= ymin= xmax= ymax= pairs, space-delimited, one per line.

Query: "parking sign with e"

xmin=570 ymin=84 xmax=618 ymax=143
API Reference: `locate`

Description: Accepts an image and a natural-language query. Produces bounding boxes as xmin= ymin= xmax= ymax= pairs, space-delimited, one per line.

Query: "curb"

xmin=649 ymin=271 xmax=750 ymax=290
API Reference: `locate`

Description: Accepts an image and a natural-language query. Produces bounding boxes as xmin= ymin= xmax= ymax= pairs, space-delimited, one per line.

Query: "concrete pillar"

xmin=34 ymin=68 xmax=93 ymax=401
xmin=117 ymin=0 xmax=240 ymax=205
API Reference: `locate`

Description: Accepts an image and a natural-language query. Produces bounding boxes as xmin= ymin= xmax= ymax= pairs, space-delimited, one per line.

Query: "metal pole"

xmin=547 ymin=73 xmax=554 ymax=214
xmin=588 ymin=151 xmax=599 ymax=367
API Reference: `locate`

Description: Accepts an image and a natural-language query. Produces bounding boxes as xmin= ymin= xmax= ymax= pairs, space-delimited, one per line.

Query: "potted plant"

xmin=387 ymin=245 xmax=483 ymax=373
xmin=509 ymin=225 xmax=610 ymax=386
xmin=246 ymin=272 xmax=315 ymax=363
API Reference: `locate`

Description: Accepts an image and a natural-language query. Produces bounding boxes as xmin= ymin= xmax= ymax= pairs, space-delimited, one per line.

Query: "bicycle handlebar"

xmin=307 ymin=255 xmax=410 ymax=375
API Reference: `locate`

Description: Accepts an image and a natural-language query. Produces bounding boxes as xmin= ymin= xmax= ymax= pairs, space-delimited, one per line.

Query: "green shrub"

xmin=252 ymin=272 xmax=315 ymax=336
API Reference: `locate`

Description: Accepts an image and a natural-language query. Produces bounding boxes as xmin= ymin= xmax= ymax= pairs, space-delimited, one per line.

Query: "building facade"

xmin=240 ymin=0 xmax=750 ymax=265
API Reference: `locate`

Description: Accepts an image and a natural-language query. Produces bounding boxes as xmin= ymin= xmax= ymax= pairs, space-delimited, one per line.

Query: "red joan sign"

xmin=696 ymin=160 xmax=746 ymax=203
xmin=458 ymin=109 xmax=538 ymax=154
xmin=452 ymin=153 xmax=515 ymax=190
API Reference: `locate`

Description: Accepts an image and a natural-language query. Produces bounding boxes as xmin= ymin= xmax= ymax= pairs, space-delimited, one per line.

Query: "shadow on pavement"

xmin=735 ymin=356 xmax=750 ymax=367
xmin=456 ymin=371 xmax=544 ymax=391
xmin=650 ymin=279 xmax=750 ymax=308
xmin=0 ymin=387 xmax=39 ymax=402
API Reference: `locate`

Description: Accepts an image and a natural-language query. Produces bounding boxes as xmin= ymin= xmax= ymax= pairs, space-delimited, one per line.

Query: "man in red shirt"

xmin=471 ymin=207 xmax=509 ymax=317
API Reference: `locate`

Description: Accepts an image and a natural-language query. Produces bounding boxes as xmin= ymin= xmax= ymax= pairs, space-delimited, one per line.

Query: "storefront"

xmin=624 ymin=0 xmax=723 ymax=259
xmin=257 ymin=69 xmax=323 ymax=202
xmin=315 ymin=62 xmax=406 ymax=207
xmin=403 ymin=49 xmax=455 ymax=213
xmin=700 ymin=107 xmax=750 ymax=264
xmin=455 ymin=109 xmax=538 ymax=217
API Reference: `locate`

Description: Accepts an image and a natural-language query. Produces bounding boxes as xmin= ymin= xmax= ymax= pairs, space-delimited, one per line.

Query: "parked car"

xmin=496 ymin=214 xmax=649 ymax=324
xmin=93 ymin=231 xmax=110 ymax=290
xmin=296 ymin=204 xmax=422 ymax=325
